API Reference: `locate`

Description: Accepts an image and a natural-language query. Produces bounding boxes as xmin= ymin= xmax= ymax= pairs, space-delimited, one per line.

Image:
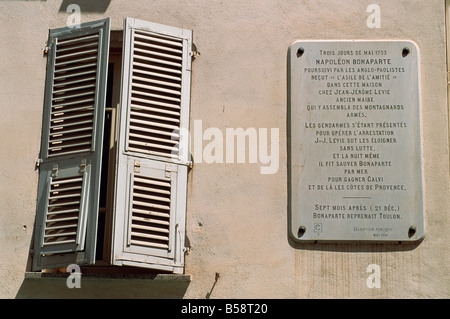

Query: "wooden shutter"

xmin=112 ymin=18 xmax=192 ymax=273
xmin=32 ymin=18 xmax=110 ymax=270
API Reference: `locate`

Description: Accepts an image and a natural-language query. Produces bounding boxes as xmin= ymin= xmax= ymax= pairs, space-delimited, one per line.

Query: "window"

xmin=31 ymin=17 xmax=193 ymax=274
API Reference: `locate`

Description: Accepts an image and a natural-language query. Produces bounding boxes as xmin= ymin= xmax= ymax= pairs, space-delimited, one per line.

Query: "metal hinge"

xmin=134 ymin=160 xmax=141 ymax=173
xmin=186 ymin=43 xmax=199 ymax=71
xmin=80 ymin=159 xmax=87 ymax=174
xmin=189 ymin=43 xmax=200 ymax=60
xmin=165 ymin=164 xmax=172 ymax=178
xmin=43 ymin=46 xmax=49 ymax=57
xmin=52 ymin=164 xmax=58 ymax=177
xmin=35 ymin=158 xmax=43 ymax=170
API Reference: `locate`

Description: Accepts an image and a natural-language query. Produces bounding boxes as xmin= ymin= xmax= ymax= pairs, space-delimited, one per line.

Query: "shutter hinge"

xmin=35 ymin=158 xmax=43 ymax=170
xmin=186 ymin=43 xmax=199 ymax=71
xmin=189 ymin=43 xmax=200 ymax=60
xmin=165 ymin=164 xmax=172 ymax=178
xmin=134 ymin=160 xmax=141 ymax=173
xmin=52 ymin=164 xmax=58 ymax=177
xmin=80 ymin=159 xmax=87 ymax=174
xmin=43 ymin=46 xmax=49 ymax=57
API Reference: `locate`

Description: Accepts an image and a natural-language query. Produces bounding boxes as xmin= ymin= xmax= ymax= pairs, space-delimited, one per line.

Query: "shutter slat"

xmin=50 ymin=133 xmax=92 ymax=143
xmin=49 ymin=124 xmax=92 ymax=136
xmin=54 ymin=55 xmax=97 ymax=67
xmin=46 ymin=208 xmax=80 ymax=215
xmin=133 ymin=192 xmax=171 ymax=203
xmin=130 ymin=239 xmax=168 ymax=249
xmin=133 ymin=47 xmax=182 ymax=61
xmin=56 ymin=48 xmax=98 ymax=61
xmin=52 ymin=83 xmax=96 ymax=95
xmin=54 ymin=69 xmax=96 ymax=81
xmin=132 ymin=81 xmax=181 ymax=96
xmin=133 ymin=66 xmax=182 ymax=81
xmin=133 ymin=53 xmax=182 ymax=69
xmin=48 ymin=199 xmax=81 ymax=208
xmin=129 ymin=110 xmax=180 ymax=124
xmin=50 ymin=119 xmax=93 ymax=130
xmin=132 ymin=215 xmax=170 ymax=226
xmin=132 ymin=75 xmax=181 ymax=90
xmin=129 ymin=117 xmax=179 ymax=130
xmin=127 ymin=123 xmax=179 ymax=138
xmin=48 ymin=140 xmax=91 ymax=151
xmin=132 ymin=223 xmax=170 ymax=233
xmin=133 ymin=184 xmax=171 ymax=195
xmin=52 ymin=100 xmax=95 ymax=110
xmin=46 ymin=216 xmax=79 ymax=223
xmin=44 ymin=232 xmax=78 ymax=239
xmin=129 ymin=132 xmax=178 ymax=145
xmin=131 ymin=231 xmax=169 ymax=242
xmin=132 ymin=61 xmax=182 ymax=76
xmin=131 ymin=103 xmax=180 ymax=117
xmin=48 ymin=183 xmax=82 ymax=192
xmin=128 ymin=147 xmax=178 ymax=158
xmin=131 ymin=96 xmax=180 ymax=110
xmin=57 ymin=41 xmax=98 ymax=53
xmin=131 ymin=89 xmax=181 ymax=103
xmin=132 ymin=199 xmax=170 ymax=211
xmin=43 ymin=239 xmax=77 ymax=246
xmin=134 ymin=31 xmax=183 ymax=48
xmin=51 ymin=176 xmax=83 ymax=184
xmin=52 ymin=90 xmax=94 ymax=102
xmin=54 ymin=62 xmax=97 ymax=75
xmin=49 ymin=192 xmax=82 ymax=200
xmin=53 ymin=76 xmax=97 ymax=88
xmin=128 ymin=139 xmax=178 ymax=153
xmin=57 ymin=33 xmax=99 ymax=46
xmin=133 ymin=36 xmax=183 ymax=52
xmin=51 ymin=110 xmax=94 ymax=122
xmin=132 ymin=207 xmax=170 ymax=219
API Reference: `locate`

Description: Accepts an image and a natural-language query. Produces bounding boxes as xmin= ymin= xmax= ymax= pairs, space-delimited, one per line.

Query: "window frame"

xmin=32 ymin=17 xmax=193 ymax=275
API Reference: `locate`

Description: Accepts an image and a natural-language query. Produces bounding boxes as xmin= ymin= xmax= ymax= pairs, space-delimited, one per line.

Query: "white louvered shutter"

xmin=32 ymin=18 xmax=110 ymax=270
xmin=112 ymin=18 xmax=192 ymax=273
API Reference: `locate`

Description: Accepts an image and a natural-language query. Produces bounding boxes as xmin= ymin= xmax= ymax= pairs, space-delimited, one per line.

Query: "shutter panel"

xmin=32 ymin=18 xmax=110 ymax=270
xmin=113 ymin=159 xmax=188 ymax=273
xmin=121 ymin=18 xmax=192 ymax=165
xmin=112 ymin=18 xmax=191 ymax=273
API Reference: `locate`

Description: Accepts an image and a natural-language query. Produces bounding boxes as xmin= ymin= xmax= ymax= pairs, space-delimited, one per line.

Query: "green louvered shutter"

xmin=111 ymin=18 xmax=192 ymax=273
xmin=32 ymin=18 xmax=110 ymax=270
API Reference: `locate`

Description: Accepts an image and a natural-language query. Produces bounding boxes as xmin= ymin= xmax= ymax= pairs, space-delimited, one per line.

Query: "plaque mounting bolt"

xmin=297 ymin=226 xmax=306 ymax=238
xmin=408 ymin=226 xmax=416 ymax=238
xmin=402 ymin=47 xmax=410 ymax=57
xmin=296 ymin=47 xmax=305 ymax=58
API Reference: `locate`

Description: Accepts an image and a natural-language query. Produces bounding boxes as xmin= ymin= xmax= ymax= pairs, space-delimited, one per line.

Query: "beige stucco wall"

xmin=0 ymin=0 xmax=449 ymax=298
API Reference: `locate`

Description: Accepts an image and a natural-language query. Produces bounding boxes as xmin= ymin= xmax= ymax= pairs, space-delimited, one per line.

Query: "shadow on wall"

xmin=59 ymin=0 xmax=111 ymax=13
xmin=16 ymin=273 xmax=190 ymax=299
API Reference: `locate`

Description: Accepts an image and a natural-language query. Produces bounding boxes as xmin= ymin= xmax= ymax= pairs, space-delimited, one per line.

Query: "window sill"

xmin=18 ymin=272 xmax=191 ymax=298
xmin=25 ymin=272 xmax=192 ymax=281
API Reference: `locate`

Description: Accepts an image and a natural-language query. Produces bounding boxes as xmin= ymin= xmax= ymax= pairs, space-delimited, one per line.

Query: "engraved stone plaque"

xmin=288 ymin=40 xmax=424 ymax=242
